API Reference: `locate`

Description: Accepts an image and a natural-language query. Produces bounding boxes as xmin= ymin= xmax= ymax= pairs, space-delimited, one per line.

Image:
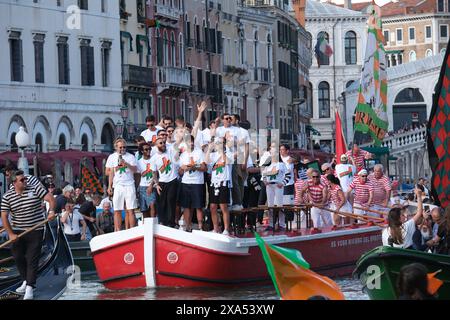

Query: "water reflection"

xmin=59 ymin=278 xmax=368 ymax=300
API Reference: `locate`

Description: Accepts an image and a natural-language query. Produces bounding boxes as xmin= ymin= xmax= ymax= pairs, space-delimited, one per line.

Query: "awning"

xmin=120 ymin=31 xmax=133 ymax=51
xmin=306 ymin=125 xmax=321 ymax=136
xmin=362 ymin=146 xmax=390 ymax=156
xmin=385 ymin=50 xmax=404 ymax=54
xmin=136 ymin=34 xmax=150 ymax=54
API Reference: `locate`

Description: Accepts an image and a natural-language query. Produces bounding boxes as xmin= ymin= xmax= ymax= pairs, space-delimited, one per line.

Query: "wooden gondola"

xmin=0 ymin=218 xmax=74 ymax=300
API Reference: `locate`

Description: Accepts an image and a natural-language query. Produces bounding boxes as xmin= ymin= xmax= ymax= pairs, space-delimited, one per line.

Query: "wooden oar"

xmin=0 ymin=227 xmax=5 ymax=234
xmin=0 ymin=219 xmax=49 ymax=250
xmin=311 ymin=205 xmax=385 ymax=227
xmin=0 ymin=256 xmax=14 ymax=265
xmin=353 ymin=206 xmax=388 ymax=217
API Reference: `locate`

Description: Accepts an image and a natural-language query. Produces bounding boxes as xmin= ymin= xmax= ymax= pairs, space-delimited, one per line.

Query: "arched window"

xmin=59 ymin=134 xmax=66 ymax=151
xmin=163 ymin=31 xmax=169 ymax=66
xmin=81 ymin=134 xmax=89 ymax=152
xmin=425 ymin=49 xmax=433 ymax=57
xmin=409 ymin=50 xmax=416 ymax=62
xmin=318 ymin=81 xmax=330 ymax=118
xmin=346 ymin=80 xmax=355 ymax=89
xmin=170 ymin=32 xmax=176 ymax=67
xmin=35 ymin=133 xmax=43 ymax=152
xmin=179 ymin=33 xmax=184 ymax=67
xmin=317 ymin=32 xmax=330 ymax=66
xmin=345 ymin=31 xmax=357 ymax=65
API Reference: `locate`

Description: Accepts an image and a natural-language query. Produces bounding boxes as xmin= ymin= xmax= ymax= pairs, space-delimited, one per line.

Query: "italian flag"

xmin=255 ymin=233 xmax=345 ymax=300
xmin=314 ymin=34 xmax=333 ymax=67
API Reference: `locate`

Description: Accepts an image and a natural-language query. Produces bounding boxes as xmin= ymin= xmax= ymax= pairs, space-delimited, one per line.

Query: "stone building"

xmin=305 ymin=0 xmax=367 ymax=152
xmin=0 ymin=0 xmax=122 ymax=153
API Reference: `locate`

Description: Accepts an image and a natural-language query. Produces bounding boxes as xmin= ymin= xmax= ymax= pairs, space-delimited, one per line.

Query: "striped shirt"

xmin=9 ymin=174 xmax=42 ymax=190
xmin=294 ymin=179 xmax=309 ymax=205
xmin=368 ymin=173 xmax=391 ymax=205
xmin=1 ymin=185 xmax=48 ymax=231
xmin=329 ymin=184 xmax=344 ymax=207
xmin=346 ymin=149 xmax=371 ymax=171
xmin=349 ymin=177 xmax=373 ymax=205
xmin=307 ymin=180 xmax=327 ymax=203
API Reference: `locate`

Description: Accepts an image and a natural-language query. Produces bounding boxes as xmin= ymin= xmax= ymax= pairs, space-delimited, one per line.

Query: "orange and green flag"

xmin=255 ymin=233 xmax=345 ymax=300
xmin=354 ymin=4 xmax=388 ymax=146
xmin=81 ymin=159 xmax=104 ymax=194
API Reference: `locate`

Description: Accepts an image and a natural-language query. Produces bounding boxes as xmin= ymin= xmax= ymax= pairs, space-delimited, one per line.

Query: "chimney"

xmin=344 ymin=0 xmax=352 ymax=10
xmin=292 ymin=0 xmax=306 ymax=27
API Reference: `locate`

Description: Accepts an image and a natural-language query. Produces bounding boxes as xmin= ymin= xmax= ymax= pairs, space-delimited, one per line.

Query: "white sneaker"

xmin=222 ymin=230 xmax=230 ymax=236
xmin=16 ymin=281 xmax=27 ymax=294
xmin=23 ymin=286 xmax=34 ymax=300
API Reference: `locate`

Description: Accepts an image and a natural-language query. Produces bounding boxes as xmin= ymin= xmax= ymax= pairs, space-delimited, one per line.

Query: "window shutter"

xmin=217 ymin=31 xmax=222 ymax=54
xmin=81 ymin=45 xmax=88 ymax=86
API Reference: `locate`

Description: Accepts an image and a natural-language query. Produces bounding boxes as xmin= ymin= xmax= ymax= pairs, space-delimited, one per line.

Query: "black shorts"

xmin=209 ymin=186 xmax=230 ymax=205
xmin=179 ymin=184 xmax=205 ymax=209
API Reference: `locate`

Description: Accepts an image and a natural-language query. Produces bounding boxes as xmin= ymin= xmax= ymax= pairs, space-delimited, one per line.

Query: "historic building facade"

xmin=147 ymin=0 xmax=190 ymax=122
xmin=119 ymin=0 xmax=153 ymax=133
xmin=305 ymin=0 xmax=367 ymax=153
xmin=241 ymin=0 xmax=312 ymax=147
xmin=184 ymin=0 xmax=223 ymax=124
xmin=0 ymin=0 xmax=122 ymax=153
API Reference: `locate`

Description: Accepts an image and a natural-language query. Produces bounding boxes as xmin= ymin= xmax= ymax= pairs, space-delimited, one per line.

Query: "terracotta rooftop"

xmin=380 ymin=0 xmax=436 ymax=17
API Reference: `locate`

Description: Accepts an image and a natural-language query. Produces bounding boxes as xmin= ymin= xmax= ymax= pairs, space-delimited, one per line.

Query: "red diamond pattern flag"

xmin=428 ymin=40 xmax=450 ymax=207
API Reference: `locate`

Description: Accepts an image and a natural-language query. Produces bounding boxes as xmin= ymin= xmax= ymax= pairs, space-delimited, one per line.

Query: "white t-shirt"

xmin=262 ymin=162 xmax=287 ymax=185
xmin=150 ymin=149 xmax=179 ymax=183
xmin=137 ymin=157 xmax=154 ymax=187
xmin=216 ymin=126 xmax=239 ymax=148
xmin=105 ymin=152 xmax=137 ymax=187
xmin=382 ymin=219 xmax=416 ymax=249
xmin=179 ymin=149 xmax=205 ymax=185
xmin=62 ymin=211 xmax=84 ymax=235
xmin=209 ymin=152 xmax=232 ymax=186
xmin=281 ymin=155 xmax=295 ymax=186
xmin=141 ymin=126 xmax=163 ymax=144
xmin=335 ymin=163 xmax=357 ymax=193
xmin=202 ymin=128 xmax=212 ymax=144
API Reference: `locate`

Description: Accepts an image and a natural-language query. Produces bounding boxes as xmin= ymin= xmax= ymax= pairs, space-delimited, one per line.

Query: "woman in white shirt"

xmin=382 ymin=188 xmax=425 ymax=249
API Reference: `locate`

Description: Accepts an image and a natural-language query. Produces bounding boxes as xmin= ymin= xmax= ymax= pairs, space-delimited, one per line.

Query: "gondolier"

xmin=368 ymin=164 xmax=391 ymax=213
xmin=298 ymin=169 xmax=332 ymax=228
xmin=0 ymin=170 xmax=56 ymax=300
xmin=345 ymin=143 xmax=372 ymax=173
xmin=347 ymin=169 xmax=374 ymax=216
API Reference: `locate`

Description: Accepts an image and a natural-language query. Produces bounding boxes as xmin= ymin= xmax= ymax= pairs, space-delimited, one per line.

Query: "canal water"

xmin=59 ymin=277 xmax=369 ymax=300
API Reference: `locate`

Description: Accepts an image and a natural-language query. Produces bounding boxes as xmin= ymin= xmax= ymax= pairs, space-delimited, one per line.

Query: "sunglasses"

xmin=224 ymin=117 xmax=231 ymax=121
xmin=312 ymin=176 xmax=320 ymax=178
xmin=17 ymin=178 xmax=27 ymax=183
xmin=143 ymin=148 xmax=151 ymax=151
xmin=361 ymin=175 xmax=368 ymax=177
xmin=324 ymin=168 xmax=330 ymax=171
xmin=159 ymin=133 xmax=168 ymax=136
xmin=118 ymin=146 xmax=126 ymax=149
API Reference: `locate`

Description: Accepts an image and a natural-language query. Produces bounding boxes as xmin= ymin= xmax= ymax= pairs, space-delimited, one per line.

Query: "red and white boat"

xmin=90 ymin=218 xmax=382 ymax=290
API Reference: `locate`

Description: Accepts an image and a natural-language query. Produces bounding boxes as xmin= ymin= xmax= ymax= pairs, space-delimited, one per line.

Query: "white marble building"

xmin=0 ymin=0 xmax=122 ymax=153
xmin=305 ymin=0 xmax=367 ymax=152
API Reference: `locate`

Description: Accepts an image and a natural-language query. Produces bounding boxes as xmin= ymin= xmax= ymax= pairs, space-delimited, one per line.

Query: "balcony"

xmin=122 ymin=64 xmax=153 ymax=87
xmin=156 ymin=66 xmax=190 ymax=94
xmin=154 ymin=4 xmax=182 ymax=22
xmin=253 ymin=67 xmax=271 ymax=84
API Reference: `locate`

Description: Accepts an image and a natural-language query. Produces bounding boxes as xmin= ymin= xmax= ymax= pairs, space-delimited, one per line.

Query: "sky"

xmin=331 ymin=0 xmax=392 ymax=6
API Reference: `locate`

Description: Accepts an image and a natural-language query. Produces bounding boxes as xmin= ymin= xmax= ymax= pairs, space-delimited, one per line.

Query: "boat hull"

xmin=91 ymin=219 xmax=382 ymax=290
xmin=354 ymin=246 xmax=450 ymax=300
